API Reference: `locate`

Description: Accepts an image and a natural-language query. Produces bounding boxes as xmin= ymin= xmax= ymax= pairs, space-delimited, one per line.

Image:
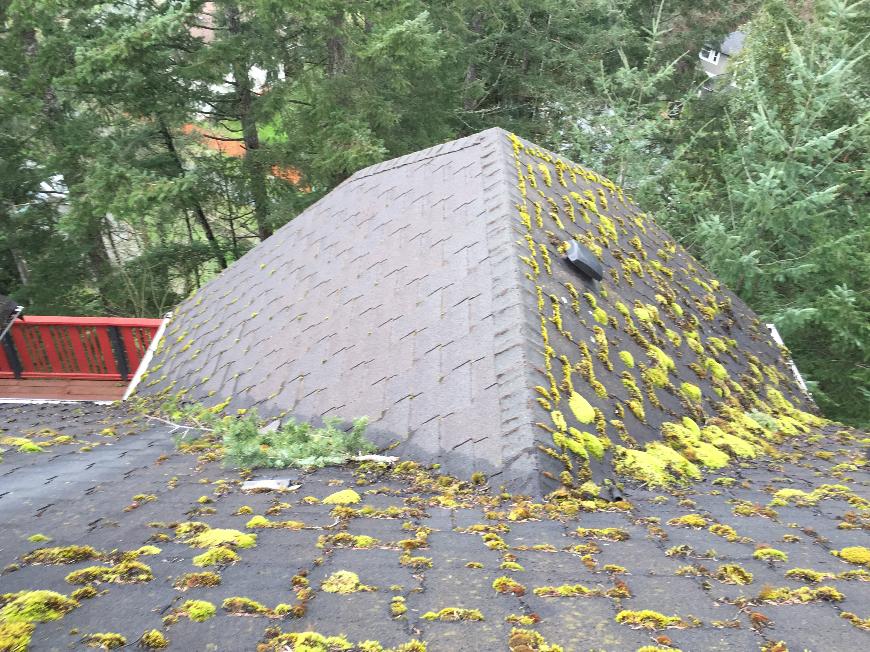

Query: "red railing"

xmin=0 ymin=316 xmax=163 ymax=381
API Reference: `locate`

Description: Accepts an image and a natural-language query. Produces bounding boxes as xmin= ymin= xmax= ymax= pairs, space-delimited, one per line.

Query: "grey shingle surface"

xmin=142 ymin=128 xmax=813 ymax=494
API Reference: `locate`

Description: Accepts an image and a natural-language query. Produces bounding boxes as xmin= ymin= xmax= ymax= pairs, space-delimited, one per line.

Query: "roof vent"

xmin=565 ymin=241 xmax=604 ymax=281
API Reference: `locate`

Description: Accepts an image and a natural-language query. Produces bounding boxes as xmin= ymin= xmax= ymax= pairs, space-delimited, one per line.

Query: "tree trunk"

xmin=158 ymin=119 xmax=228 ymax=268
xmin=463 ymin=12 xmax=484 ymax=111
xmin=225 ymin=3 xmax=273 ymax=241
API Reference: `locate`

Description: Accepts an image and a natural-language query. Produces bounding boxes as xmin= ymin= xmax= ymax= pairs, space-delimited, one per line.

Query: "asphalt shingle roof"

xmin=0 ymin=402 xmax=867 ymax=652
xmin=141 ymin=129 xmax=816 ymax=496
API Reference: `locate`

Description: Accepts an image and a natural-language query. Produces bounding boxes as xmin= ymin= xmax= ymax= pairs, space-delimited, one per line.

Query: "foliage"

xmin=219 ymin=411 xmax=374 ymax=469
xmin=0 ymin=0 xmax=866 ymax=424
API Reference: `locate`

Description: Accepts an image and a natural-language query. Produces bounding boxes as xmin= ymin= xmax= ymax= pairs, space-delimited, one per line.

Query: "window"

xmin=699 ymin=47 xmax=720 ymax=65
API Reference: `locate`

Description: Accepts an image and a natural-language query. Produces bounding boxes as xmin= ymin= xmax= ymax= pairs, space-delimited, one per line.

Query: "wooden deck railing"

xmin=0 ymin=316 xmax=163 ymax=381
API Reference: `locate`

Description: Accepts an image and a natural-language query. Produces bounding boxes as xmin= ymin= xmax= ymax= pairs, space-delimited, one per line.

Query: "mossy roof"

xmin=0 ymin=402 xmax=867 ymax=651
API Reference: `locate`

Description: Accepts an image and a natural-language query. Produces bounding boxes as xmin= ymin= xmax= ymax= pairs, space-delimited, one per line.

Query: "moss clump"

xmin=618 ymin=351 xmax=635 ymax=368
xmin=222 ymin=597 xmax=269 ymax=616
xmin=757 ymin=585 xmax=844 ymax=604
xmin=715 ymin=564 xmax=753 ymax=585
xmin=192 ymin=547 xmax=239 ymax=567
xmin=533 ymin=584 xmax=594 ymax=597
xmin=65 ymin=561 xmax=153 ymax=585
xmin=84 ymin=632 xmax=126 ymax=649
xmin=421 ymin=608 xmax=484 ymax=621
xmin=186 ymin=528 xmax=256 ymax=549
xmin=613 ymin=444 xmax=700 ymax=486
xmin=0 ymin=590 xmax=78 ymax=624
xmin=841 ymin=612 xmax=870 ymax=632
xmin=667 ymin=514 xmax=707 ymax=529
xmin=753 ymin=547 xmax=788 ymax=562
xmin=140 ymin=629 xmax=169 ymax=649
xmin=321 ymin=571 xmax=375 ymax=594
xmin=322 ymin=489 xmax=361 ymax=505
xmin=832 ymin=546 xmax=870 ymax=567
xmin=615 ymin=609 xmax=684 ymax=630
xmin=508 ymin=628 xmax=563 ymax=652
xmin=26 ymin=534 xmax=50 ymax=544
xmin=784 ymin=568 xmax=833 ymax=583
xmin=245 ymin=515 xmax=304 ymax=530
xmin=316 ymin=533 xmax=379 ymax=549
xmin=492 ymin=576 xmax=526 ymax=596
xmin=70 ymin=587 xmax=98 ymax=601
xmin=0 ymin=622 xmax=33 ymax=651
xmin=180 ymin=600 xmax=216 ymax=622
xmin=575 ymin=527 xmax=629 ymax=541
xmin=21 ymin=545 xmax=100 ymax=566
xmin=680 ymin=382 xmax=702 ymax=403
xmin=173 ymin=572 xmax=221 ymax=590
xmin=390 ymin=596 xmax=407 ymax=618
xmin=568 ymin=392 xmax=595 ymax=424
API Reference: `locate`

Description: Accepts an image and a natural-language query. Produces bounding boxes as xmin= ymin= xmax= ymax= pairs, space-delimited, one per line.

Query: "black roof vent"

xmin=565 ymin=241 xmax=604 ymax=281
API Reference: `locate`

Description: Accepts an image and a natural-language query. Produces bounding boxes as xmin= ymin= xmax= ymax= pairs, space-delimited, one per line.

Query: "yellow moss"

xmin=0 ymin=590 xmax=78 ymax=624
xmin=186 ymin=528 xmax=256 ymax=549
xmin=614 ymin=443 xmax=700 ymax=486
xmin=667 ymin=514 xmax=708 ymax=528
xmin=508 ymin=628 xmax=564 ymax=652
xmin=140 ymin=630 xmax=169 ymax=649
xmin=192 ymin=547 xmax=239 ymax=567
xmin=615 ymin=609 xmax=684 ymax=630
xmin=715 ymin=564 xmax=753 ymax=585
xmin=550 ymin=411 xmax=567 ymax=432
xmin=323 ymin=489 xmax=361 ymax=505
xmin=568 ymin=392 xmax=595 ymax=424
xmin=0 ymin=622 xmax=33 ymax=651
xmin=680 ymin=382 xmax=702 ymax=403
xmin=421 ymin=608 xmax=484 ymax=622
xmin=832 ymin=546 xmax=870 ymax=567
xmin=754 ymin=547 xmax=788 ymax=562
xmin=618 ymin=351 xmax=635 ymax=368
xmin=321 ymin=571 xmax=376 ymax=594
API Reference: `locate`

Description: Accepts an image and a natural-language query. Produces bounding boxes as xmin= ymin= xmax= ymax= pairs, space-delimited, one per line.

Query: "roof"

xmin=140 ymin=128 xmax=818 ymax=496
xmin=0 ymin=401 xmax=867 ymax=651
xmin=720 ymin=31 xmax=746 ymax=56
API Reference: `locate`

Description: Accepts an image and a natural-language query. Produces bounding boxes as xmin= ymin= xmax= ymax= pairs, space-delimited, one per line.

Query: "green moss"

xmin=575 ymin=527 xmax=629 ymax=541
xmin=140 ymin=629 xmax=169 ymax=649
xmin=492 ymin=576 xmax=526 ymax=596
xmin=708 ymin=524 xmax=738 ymax=541
xmin=321 ymin=571 xmax=375 ymax=594
xmin=186 ymin=528 xmax=256 ymax=549
xmin=173 ymin=572 xmax=221 ymax=590
xmin=181 ymin=600 xmax=216 ymax=622
xmin=26 ymin=534 xmax=50 ymax=544
xmin=754 ymin=547 xmax=788 ymax=562
xmin=667 ymin=514 xmax=708 ymax=528
xmin=0 ymin=622 xmax=33 ymax=651
xmin=680 ymin=382 xmax=702 ymax=402
xmin=0 ymin=590 xmax=78 ymax=624
xmin=785 ymin=568 xmax=833 ymax=583
xmin=647 ymin=346 xmax=675 ymax=372
xmin=192 ymin=547 xmax=239 ymax=567
xmin=70 ymin=587 xmax=98 ymax=601
xmin=613 ymin=443 xmax=700 ymax=486
xmin=833 ymin=546 xmax=870 ymax=567
xmin=615 ymin=609 xmax=684 ymax=630
xmin=421 ymin=608 xmax=484 ymax=621
xmin=65 ymin=561 xmax=153 ymax=585
xmin=508 ymin=628 xmax=563 ymax=652
xmin=84 ymin=632 xmax=126 ymax=649
xmin=533 ymin=584 xmax=594 ymax=597
xmin=757 ymin=585 xmax=844 ymax=604
xmin=568 ymin=392 xmax=595 ymax=424
xmin=715 ymin=564 xmax=753 ymax=585
xmin=390 ymin=596 xmax=407 ymax=618
xmin=222 ymin=597 xmax=269 ymax=616
xmin=22 ymin=545 xmax=100 ymax=565
xmin=618 ymin=351 xmax=635 ymax=368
